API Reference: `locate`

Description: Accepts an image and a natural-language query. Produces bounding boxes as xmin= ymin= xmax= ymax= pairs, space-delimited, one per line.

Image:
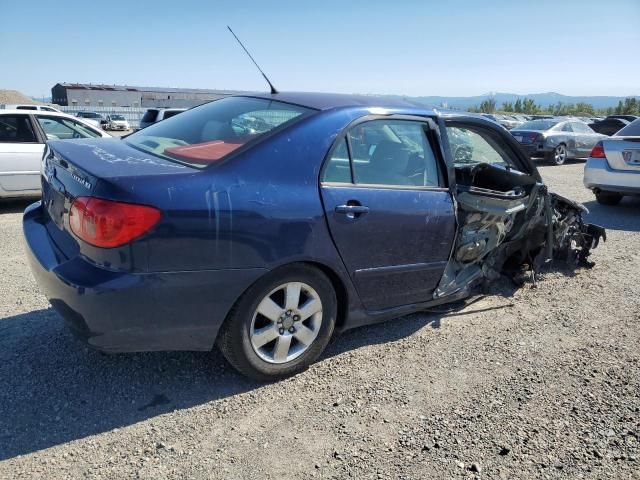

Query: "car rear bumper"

xmin=583 ymin=157 xmax=640 ymax=194
xmin=517 ymin=143 xmax=550 ymax=157
xmin=23 ymin=202 xmax=267 ymax=353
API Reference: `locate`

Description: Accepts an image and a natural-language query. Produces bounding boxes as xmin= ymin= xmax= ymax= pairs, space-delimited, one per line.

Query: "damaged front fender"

xmin=435 ymin=178 xmax=605 ymax=299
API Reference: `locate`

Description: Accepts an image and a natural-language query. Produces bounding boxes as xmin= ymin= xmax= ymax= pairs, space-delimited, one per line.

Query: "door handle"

xmin=335 ymin=204 xmax=369 ymax=218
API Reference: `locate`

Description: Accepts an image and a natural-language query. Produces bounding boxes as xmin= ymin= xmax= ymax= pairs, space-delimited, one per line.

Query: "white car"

xmin=75 ymin=111 xmax=104 ymax=128
xmin=0 ymin=110 xmax=110 ymax=198
xmin=1 ymin=104 xmax=62 ymax=113
xmin=105 ymin=114 xmax=130 ymax=131
xmin=584 ymin=118 xmax=640 ymax=205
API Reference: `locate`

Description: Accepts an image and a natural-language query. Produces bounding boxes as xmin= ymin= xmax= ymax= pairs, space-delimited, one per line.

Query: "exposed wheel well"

xmin=298 ymin=261 xmax=348 ymax=330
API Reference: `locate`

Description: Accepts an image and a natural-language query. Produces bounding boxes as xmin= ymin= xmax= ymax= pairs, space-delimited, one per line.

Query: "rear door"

xmin=0 ymin=114 xmax=44 ymax=194
xmin=320 ymin=118 xmax=456 ymax=311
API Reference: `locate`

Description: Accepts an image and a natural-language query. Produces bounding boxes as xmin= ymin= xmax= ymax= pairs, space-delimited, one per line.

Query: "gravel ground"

xmin=0 ymin=162 xmax=638 ymax=479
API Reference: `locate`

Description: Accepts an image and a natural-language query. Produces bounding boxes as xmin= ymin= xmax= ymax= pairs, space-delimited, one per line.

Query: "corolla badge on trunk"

xmin=71 ymin=172 xmax=92 ymax=190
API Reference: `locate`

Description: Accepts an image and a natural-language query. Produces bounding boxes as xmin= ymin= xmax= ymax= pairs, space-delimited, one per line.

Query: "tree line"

xmin=468 ymin=97 xmax=640 ymax=117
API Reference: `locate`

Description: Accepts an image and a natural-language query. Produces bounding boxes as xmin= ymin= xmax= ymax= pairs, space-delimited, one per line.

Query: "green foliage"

xmin=502 ymin=101 xmax=514 ymax=112
xmin=615 ymin=97 xmax=639 ymax=115
xmin=469 ymin=96 xmax=638 ymax=118
xmin=479 ymin=98 xmax=497 ymax=113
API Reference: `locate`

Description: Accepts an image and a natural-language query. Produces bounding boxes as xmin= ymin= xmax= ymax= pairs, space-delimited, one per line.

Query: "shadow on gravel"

xmin=0 ymin=308 xmax=261 ymax=461
xmin=583 ymin=196 xmax=640 ymax=232
xmin=0 ymin=259 xmax=593 ymax=460
xmin=0 ymin=198 xmax=35 ymax=215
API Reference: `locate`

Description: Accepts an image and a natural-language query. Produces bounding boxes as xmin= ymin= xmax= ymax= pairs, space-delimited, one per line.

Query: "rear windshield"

xmin=111 ymin=115 xmax=125 ymax=120
xmin=614 ymin=118 xmax=640 ymax=136
xmin=125 ymin=97 xmax=313 ymax=168
xmin=79 ymin=112 xmax=101 ymax=118
xmin=518 ymin=119 xmax=560 ymax=130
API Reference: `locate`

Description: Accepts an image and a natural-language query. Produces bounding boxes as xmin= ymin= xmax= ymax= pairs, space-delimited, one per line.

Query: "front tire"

xmin=546 ymin=144 xmax=568 ymax=165
xmin=595 ymin=191 xmax=623 ymax=205
xmin=217 ymin=264 xmax=337 ymax=381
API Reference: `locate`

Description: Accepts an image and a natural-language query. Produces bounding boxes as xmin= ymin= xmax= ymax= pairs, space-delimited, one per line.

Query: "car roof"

xmin=0 ymin=109 xmax=76 ymax=117
xmin=241 ymin=91 xmax=437 ymax=113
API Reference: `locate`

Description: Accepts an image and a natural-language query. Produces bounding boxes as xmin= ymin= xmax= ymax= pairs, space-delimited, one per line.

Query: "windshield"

xmin=111 ymin=115 xmax=125 ymax=121
xmin=518 ymin=119 xmax=560 ymax=131
xmin=125 ymin=97 xmax=313 ymax=168
xmin=614 ymin=118 xmax=640 ymax=136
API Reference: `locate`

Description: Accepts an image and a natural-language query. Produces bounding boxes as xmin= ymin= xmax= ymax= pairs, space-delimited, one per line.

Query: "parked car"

xmin=590 ymin=116 xmax=633 ymax=136
xmin=138 ymin=108 xmax=187 ymax=130
xmin=1 ymin=104 xmax=62 ymax=113
xmin=75 ymin=111 xmax=105 ymax=128
xmin=105 ymin=114 xmax=130 ymax=131
xmin=23 ymin=93 xmax=604 ymax=380
xmin=0 ymin=110 xmax=110 ymax=198
xmin=584 ymin=118 xmax=640 ymax=205
xmin=480 ymin=113 xmax=517 ymax=130
xmin=510 ymin=118 xmax=606 ymax=165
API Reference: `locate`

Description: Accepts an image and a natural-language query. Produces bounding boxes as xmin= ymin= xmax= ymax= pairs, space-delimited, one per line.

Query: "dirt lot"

xmin=0 ymin=162 xmax=638 ymax=479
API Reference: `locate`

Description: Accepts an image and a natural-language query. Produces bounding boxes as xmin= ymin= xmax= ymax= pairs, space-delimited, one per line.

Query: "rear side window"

xmin=615 ymin=118 xmax=640 ymax=136
xmin=126 ymin=97 xmax=312 ymax=168
xmin=16 ymin=106 xmax=37 ymax=110
xmin=323 ymin=120 xmax=442 ymax=188
xmin=36 ymin=116 xmax=101 ymax=140
xmin=162 ymin=110 xmax=183 ymax=120
xmin=0 ymin=115 xmax=37 ymax=142
xmin=141 ymin=110 xmax=159 ymax=123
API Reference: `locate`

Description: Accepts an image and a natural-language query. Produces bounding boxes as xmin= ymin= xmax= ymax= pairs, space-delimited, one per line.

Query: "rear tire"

xmin=595 ymin=191 xmax=623 ymax=206
xmin=217 ymin=264 xmax=337 ymax=381
xmin=545 ymin=144 xmax=568 ymax=165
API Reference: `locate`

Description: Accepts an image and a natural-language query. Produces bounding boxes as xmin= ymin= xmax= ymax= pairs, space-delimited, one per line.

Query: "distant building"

xmin=51 ymin=83 xmax=243 ymax=108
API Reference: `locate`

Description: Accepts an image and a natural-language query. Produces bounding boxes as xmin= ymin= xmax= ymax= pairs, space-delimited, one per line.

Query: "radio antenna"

xmin=227 ymin=26 xmax=278 ymax=95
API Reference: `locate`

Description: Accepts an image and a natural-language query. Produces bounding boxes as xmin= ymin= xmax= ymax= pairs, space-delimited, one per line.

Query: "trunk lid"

xmin=602 ymin=137 xmax=640 ymax=171
xmin=510 ymin=130 xmax=543 ymax=144
xmin=41 ymin=138 xmax=193 ymax=264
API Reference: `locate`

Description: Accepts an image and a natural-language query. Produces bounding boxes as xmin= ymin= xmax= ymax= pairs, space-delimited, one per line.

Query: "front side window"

xmin=0 ymin=115 xmax=37 ymax=143
xmin=126 ymin=97 xmax=313 ymax=168
xmin=446 ymin=125 xmax=517 ymax=169
xmin=37 ymin=116 xmax=101 ymax=140
xmin=323 ymin=120 xmax=441 ymax=188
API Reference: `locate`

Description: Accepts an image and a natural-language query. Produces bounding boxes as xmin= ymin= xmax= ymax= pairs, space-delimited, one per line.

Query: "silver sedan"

xmin=510 ymin=118 xmax=606 ymax=165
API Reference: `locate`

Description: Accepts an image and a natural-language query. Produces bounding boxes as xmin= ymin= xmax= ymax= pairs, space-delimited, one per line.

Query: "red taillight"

xmin=590 ymin=142 xmax=606 ymax=158
xmin=69 ymin=197 xmax=161 ymax=248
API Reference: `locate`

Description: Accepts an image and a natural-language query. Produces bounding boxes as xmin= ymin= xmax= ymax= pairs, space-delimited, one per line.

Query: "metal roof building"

xmin=51 ymin=83 xmax=244 ymax=108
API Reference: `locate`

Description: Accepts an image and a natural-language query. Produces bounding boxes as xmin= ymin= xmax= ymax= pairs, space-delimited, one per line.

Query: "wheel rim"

xmin=249 ymin=282 xmax=323 ymax=364
xmin=554 ymin=145 xmax=566 ymax=164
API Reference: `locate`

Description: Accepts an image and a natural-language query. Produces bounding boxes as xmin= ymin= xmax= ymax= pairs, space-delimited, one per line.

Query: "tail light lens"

xmin=590 ymin=142 xmax=606 ymax=159
xmin=69 ymin=197 xmax=161 ymax=248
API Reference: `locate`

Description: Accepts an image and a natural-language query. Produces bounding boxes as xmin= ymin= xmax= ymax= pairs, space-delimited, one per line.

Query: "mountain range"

xmin=406 ymin=92 xmax=639 ymax=110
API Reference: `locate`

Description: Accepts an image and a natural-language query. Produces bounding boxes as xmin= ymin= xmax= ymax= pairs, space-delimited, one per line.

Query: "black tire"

xmin=217 ymin=264 xmax=337 ymax=381
xmin=595 ymin=191 xmax=623 ymax=206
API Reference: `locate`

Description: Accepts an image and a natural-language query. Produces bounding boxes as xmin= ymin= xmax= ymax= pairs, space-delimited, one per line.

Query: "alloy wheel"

xmin=554 ymin=144 xmax=567 ymax=165
xmin=249 ymin=282 xmax=323 ymax=364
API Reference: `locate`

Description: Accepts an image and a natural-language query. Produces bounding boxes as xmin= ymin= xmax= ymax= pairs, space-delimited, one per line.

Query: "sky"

xmin=1 ymin=0 xmax=639 ymax=99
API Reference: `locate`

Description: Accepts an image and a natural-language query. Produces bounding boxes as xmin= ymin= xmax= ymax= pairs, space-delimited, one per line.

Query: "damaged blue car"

xmin=23 ymin=93 xmax=604 ymax=380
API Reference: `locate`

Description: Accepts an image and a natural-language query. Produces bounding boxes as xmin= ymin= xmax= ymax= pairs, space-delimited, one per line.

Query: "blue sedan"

xmin=23 ymin=93 xmax=604 ymax=380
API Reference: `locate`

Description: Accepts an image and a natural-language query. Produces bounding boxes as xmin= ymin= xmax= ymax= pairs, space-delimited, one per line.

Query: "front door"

xmin=320 ymin=118 xmax=456 ymax=311
xmin=0 ymin=114 xmax=43 ymax=194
